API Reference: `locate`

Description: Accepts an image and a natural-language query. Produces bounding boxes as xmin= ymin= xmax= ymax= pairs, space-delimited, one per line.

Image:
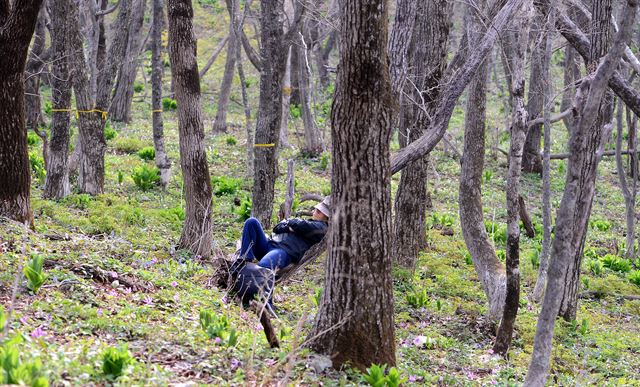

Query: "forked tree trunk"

xmin=459 ymin=2 xmax=506 ymax=321
xmin=152 ymin=0 xmax=171 ymax=188
xmin=558 ymin=0 xmax=616 ymax=321
xmin=308 ymin=0 xmax=396 ymax=370
xmin=493 ymin=4 xmax=531 ymax=355
xmin=0 ymin=0 xmax=43 ymax=226
xmin=43 ymin=0 xmax=73 ymax=200
xmin=25 ymin=13 xmax=46 ymax=132
xmin=167 ymin=0 xmax=214 ymax=258
xmin=525 ymin=1 xmax=637 ymax=384
xmin=110 ymin=0 xmax=147 ymax=123
xmin=392 ymin=0 xmax=451 ymax=270
xmin=299 ymin=32 xmax=323 ymax=156
xmin=212 ymin=0 xmax=239 ymax=133
xmin=251 ymin=0 xmax=294 ymax=228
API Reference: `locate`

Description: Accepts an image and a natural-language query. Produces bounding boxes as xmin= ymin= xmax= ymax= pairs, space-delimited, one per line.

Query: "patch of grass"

xmin=112 ymin=137 xmax=148 ymax=154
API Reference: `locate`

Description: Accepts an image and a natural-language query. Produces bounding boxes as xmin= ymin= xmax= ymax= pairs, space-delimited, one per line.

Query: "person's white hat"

xmin=314 ymin=196 xmax=332 ymax=217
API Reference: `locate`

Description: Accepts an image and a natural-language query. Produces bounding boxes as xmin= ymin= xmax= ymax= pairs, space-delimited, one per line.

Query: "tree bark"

xmin=167 ymin=0 xmax=214 ymax=258
xmin=109 ymin=0 xmax=147 ymax=123
xmin=0 ymin=0 xmax=43 ymax=226
xmin=43 ymin=0 xmax=72 ymax=200
xmin=616 ymin=100 xmax=637 ymax=259
xmin=493 ymin=3 xmax=531 ymax=355
xmin=307 ymin=0 xmax=396 ymax=371
xmin=392 ymin=0 xmax=451 ymax=270
xmin=25 ymin=12 xmax=46 ymax=132
xmin=525 ymin=1 xmax=637 ymax=384
xmin=558 ymin=0 xmax=616 ymax=321
xmin=251 ymin=0 xmax=297 ymax=228
xmin=212 ymin=0 xmax=239 ymax=133
xmin=152 ymin=0 xmax=171 ymax=188
xmin=458 ymin=1 xmax=506 ymax=321
xmin=299 ymin=31 xmax=323 ymax=156
xmin=560 ymin=45 xmax=579 ymax=133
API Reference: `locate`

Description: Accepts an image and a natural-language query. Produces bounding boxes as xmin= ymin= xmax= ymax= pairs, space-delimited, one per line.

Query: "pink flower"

xmin=412 ymin=335 xmax=427 ymax=347
xmin=108 ymin=289 xmax=118 ymax=297
xmin=151 ymin=258 xmax=158 ymax=264
xmin=171 ymin=281 xmax=178 ymax=288
xmin=96 ymin=308 xmax=103 ymax=316
xmin=30 ymin=326 xmax=45 ymax=339
xmin=214 ymin=337 xmax=222 ymax=344
xmin=230 ymin=358 xmax=241 ymax=370
xmin=143 ymin=295 xmax=153 ymax=305
xmin=110 ymin=271 xmax=118 ymax=279
xmin=408 ymin=375 xmax=418 ymax=382
xmin=19 ymin=316 xmax=29 ymax=325
xmin=124 ymin=287 xmax=133 ymax=294
xmin=173 ymin=294 xmax=180 ymax=302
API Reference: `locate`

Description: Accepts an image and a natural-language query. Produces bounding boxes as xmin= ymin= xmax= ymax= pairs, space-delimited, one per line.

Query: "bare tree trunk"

xmin=109 ymin=0 xmax=147 ymax=123
xmin=212 ymin=0 xmax=239 ymax=133
xmin=43 ymin=0 xmax=72 ymax=200
xmin=25 ymin=13 xmax=46 ymax=132
xmin=0 ymin=0 xmax=43 ymax=226
xmin=308 ymin=0 xmax=396 ymax=370
xmin=532 ymin=11 xmax=555 ymax=303
xmin=525 ymin=1 xmax=637 ymax=384
xmin=558 ymin=0 xmax=616 ymax=321
xmin=560 ymin=45 xmax=579 ymax=133
xmin=251 ymin=0 xmax=298 ymax=228
xmin=493 ymin=3 xmax=531 ymax=355
xmin=280 ymin=48 xmax=291 ymax=147
xmin=616 ymin=101 xmax=637 ymax=258
xmin=152 ymin=0 xmax=171 ymax=188
xmin=627 ymin=105 xmax=637 ymax=178
xmin=458 ymin=1 xmax=506 ymax=321
xmin=392 ymin=0 xmax=451 ymax=270
xmin=288 ymin=40 xmax=301 ymax=106
xmin=299 ymin=32 xmax=323 ymax=156
xmin=167 ymin=0 xmax=214 ymax=258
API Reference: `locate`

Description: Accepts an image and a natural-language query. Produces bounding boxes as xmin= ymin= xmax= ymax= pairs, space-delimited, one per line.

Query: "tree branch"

xmin=95 ymin=0 xmax=120 ymax=16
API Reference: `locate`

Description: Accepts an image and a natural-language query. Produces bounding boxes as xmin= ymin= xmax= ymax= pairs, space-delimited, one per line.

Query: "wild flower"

xmin=30 ymin=326 xmax=46 ymax=339
xmin=171 ymin=281 xmax=178 ymax=287
xmin=143 ymin=295 xmax=153 ymax=305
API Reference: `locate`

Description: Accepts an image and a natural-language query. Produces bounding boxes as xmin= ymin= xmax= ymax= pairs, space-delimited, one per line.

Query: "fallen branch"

xmin=250 ymin=301 xmax=280 ymax=348
xmin=579 ymin=291 xmax=640 ymax=301
xmin=43 ymin=259 xmax=150 ymax=292
xmin=526 ymin=107 xmax=573 ymax=129
xmin=549 ymin=149 xmax=640 ymax=160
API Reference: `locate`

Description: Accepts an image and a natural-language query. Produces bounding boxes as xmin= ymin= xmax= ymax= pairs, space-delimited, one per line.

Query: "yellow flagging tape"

xmin=254 ymin=143 xmax=276 ymax=148
xmin=152 ymin=109 xmax=163 ymax=113
xmin=76 ymin=108 xmax=108 ymax=120
xmin=51 ymin=108 xmax=73 ymax=113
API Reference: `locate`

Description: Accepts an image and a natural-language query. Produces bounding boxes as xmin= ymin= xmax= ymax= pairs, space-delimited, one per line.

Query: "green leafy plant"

xmin=101 ymin=344 xmax=132 ymax=379
xmin=0 ymin=337 xmax=49 ymax=387
xmin=463 ymin=251 xmax=473 ymax=265
xmin=311 ymin=287 xmax=323 ymax=306
xmin=65 ymin=193 xmax=93 ymax=210
xmin=211 ymin=175 xmax=243 ymax=196
xmin=585 ymin=259 xmax=603 ymax=276
xmin=162 ymin=97 xmax=178 ymax=111
xmin=484 ymin=220 xmax=507 ymax=245
xmin=427 ymin=212 xmax=454 ymax=229
xmin=496 ymin=249 xmax=506 ymax=261
xmin=131 ymin=165 xmax=160 ymax=191
xmin=600 ymin=254 xmax=631 ymax=273
xmin=133 ymin=82 xmax=144 ymax=93
xmin=28 ymin=151 xmax=46 ymax=183
xmin=104 ymin=122 xmax=117 ymax=140
xmin=225 ymin=136 xmax=237 ymax=146
xmin=23 ymin=254 xmax=47 ymax=293
xmin=27 ymin=131 xmax=40 ymax=146
xmin=406 ymin=289 xmax=429 ymax=309
xmin=361 ymin=364 xmax=406 ymax=387
xmin=0 ymin=305 xmax=5 ymax=333
xmin=589 ymin=219 xmax=612 ymax=232
xmin=137 ymin=146 xmax=156 ymax=161
xmin=112 ymin=137 xmax=147 ymax=153
xmin=483 ymin=170 xmax=493 ymax=184
xmin=199 ymin=310 xmax=239 ymax=347
xmin=436 ymin=299 xmax=442 ymax=311
xmin=235 ymin=196 xmax=252 ymax=221
xmin=289 ymin=104 xmax=302 ymax=119
xmin=627 ymin=270 xmax=640 ymax=287
xmin=117 ymin=170 xmax=124 ymax=184
xmin=528 ymin=250 xmax=540 ymax=269
xmin=319 ymin=151 xmax=330 ymax=171
xmin=43 ymin=101 xmax=52 ymax=115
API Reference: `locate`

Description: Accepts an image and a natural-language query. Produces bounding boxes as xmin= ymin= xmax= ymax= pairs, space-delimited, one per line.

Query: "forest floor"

xmin=2 ymin=3 xmax=640 ymax=385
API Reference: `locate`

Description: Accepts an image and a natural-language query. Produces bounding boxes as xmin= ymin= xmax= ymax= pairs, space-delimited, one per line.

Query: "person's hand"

xmin=273 ymin=220 xmax=289 ymax=234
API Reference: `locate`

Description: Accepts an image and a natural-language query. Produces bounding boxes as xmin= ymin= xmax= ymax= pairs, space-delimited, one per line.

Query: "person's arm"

xmin=286 ymin=219 xmax=327 ymax=243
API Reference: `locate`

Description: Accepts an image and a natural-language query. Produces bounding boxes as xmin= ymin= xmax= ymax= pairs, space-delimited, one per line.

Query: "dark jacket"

xmin=270 ymin=218 xmax=327 ymax=263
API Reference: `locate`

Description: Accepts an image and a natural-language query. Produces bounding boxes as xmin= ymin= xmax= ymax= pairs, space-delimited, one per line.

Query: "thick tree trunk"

xmin=308 ymin=0 xmax=396 ymax=370
xmin=25 ymin=13 xmax=46 ymax=132
xmin=43 ymin=0 xmax=72 ymax=200
xmin=152 ymin=0 xmax=171 ymax=188
xmin=458 ymin=2 xmax=506 ymax=321
xmin=0 ymin=0 xmax=43 ymax=226
xmin=493 ymin=4 xmax=531 ymax=355
xmin=251 ymin=0 xmax=292 ymax=228
xmin=525 ymin=1 xmax=637 ymax=384
xmin=167 ymin=0 xmax=214 ymax=258
xmin=109 ymin=0 xmax=147 ymax=123
xmin=521 ymin=13 xmax=549 ymax=174
xmin=558 ymin=0 xmax=615 ymax=321
xmin=392 ymin=0 xmax=451 ymax=270
xmin=212 ymin=0 xmax=239 ymax=133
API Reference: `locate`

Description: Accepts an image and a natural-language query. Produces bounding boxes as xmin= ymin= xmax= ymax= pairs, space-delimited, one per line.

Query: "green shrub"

xmin=528 ymin=250 xmax=540 ymax=269
xmin=0 ymin=337 xmax=49 ymax=387
xmin=289 ymin=104 xmax=302 ymax=119
xmin=211 ymin=175 xmax=243 ymax=196
xmin=234 ymin=197 xmax=252 ymax=221
xmin=225 ymin=136 xmax=237 ymax=146
xmin=319 ymin=151 xmax=330 ymax=170
xmin=600 ymin=254 xmax=632 ymax=273
xmin=585 ymin=259 xmax=603 ymax=276
xmin=199 ymin=310 xmax=238 ymax=347
xmin=65 ymin=193 xmax=93 ymax=210
xmin=589 ymin=219 xmax=612 ymax=232
xmin=162 ymin=97 xmax=178 ymax=111
xmin=484 ymin=220 xmax=507 ymax=245
xmin=27 ymin=131 xmax=40 ymax=146
xmin=28 ymin=151 xmax=46 ymax=183
xmin=406 ymin=289 xmax=429 ymax=309
xmin=137 ymin=146 xmax=156 ymax=161
xmin=496 ymin=249 xmax=506 ymax=261
xmin=123 ymin=207 xmax=146 ymax=226
xmin=112 ymin=137 xmax=147 ymax=154
xmin=628 ymin=270 xmax=640 ymax=287
xmin=361 ymin=364 xmax=406 ymax=387
xmin=87 ymin=214 xmax=117 ymax=235
xmin=104 ymin=123 xmax=118 ymax=141
xmin=43 ymin=101 xmax=52 ymax=116
xmin=101 ymin=344 xmax=132 ymax=379
xmin=463 ymin=251 xmax=473 ymax=265
xmin=23 ymin=254 xmax=47 ymax=293
xmin=133 ymin=82 xmax=144 ymax=93
xmin=483 ymin=170 xmax=493 ymax=184
xmin=131 ymin=165 xmax=160 ymax=191
xmin=427 ymin=212 xmax=454 ymax=229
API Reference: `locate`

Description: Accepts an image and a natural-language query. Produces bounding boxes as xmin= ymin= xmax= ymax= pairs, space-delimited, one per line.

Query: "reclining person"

xmin=232 ymin=196 xmax=331 ymax=272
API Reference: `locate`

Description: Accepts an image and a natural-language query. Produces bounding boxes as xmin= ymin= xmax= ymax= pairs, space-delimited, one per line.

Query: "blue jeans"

xmin=239 ymin=217 xmax=292 ymax=270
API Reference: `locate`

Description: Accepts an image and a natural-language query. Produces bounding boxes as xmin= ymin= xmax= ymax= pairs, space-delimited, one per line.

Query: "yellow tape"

xmin=76 ymin=108 xmax=108 ymax=120
xmin=152 ymin=109 xmax=163 ymax=113
xmin=254 ymin=143 xmax=276 ymax=148
xmin=51 ymin=108 xmax=72 ymax=113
